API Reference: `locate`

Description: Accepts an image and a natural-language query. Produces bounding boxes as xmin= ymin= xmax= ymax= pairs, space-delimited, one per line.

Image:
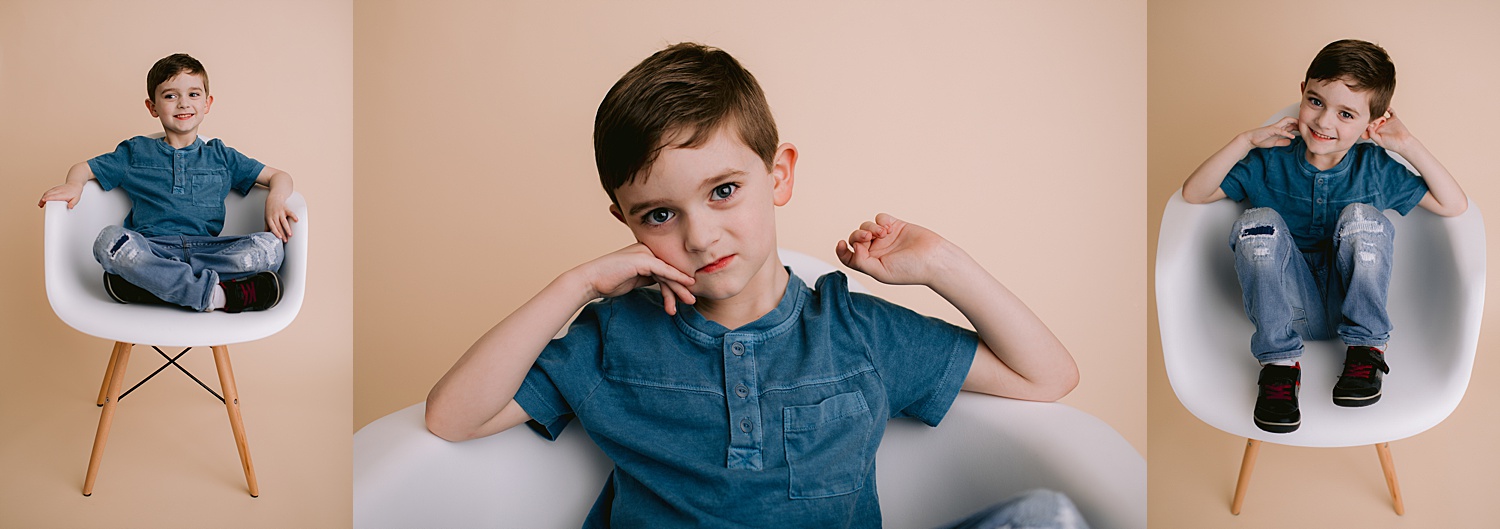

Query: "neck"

xmin=163 ymin=130 xmax=197 ymax=149
xmin=1304 ymin=148 xmax=1348 ymax=171
xmin=693 ymin=259 xmax=790 ymax=330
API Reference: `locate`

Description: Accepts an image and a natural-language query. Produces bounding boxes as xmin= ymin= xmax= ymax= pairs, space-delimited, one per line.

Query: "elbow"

xmin=423 ymin=400 xmax=475 ymax=443
xmin=1181 ymin=189 xmax=1214 ymax=205
xmin=1035 ymin=365 xmax=1080 ymax=402
xmin=1440 ymin=199 xmax=1469 ymax=217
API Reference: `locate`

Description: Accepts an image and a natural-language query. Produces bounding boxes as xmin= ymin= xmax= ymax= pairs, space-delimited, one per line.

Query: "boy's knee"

xmin=246 ymin=232 xmax=285 ymax=270
xmin=1337 ymin=203 xmax=1392 ymax=239
xmin=1232 ymin=208 xmax=1288 ymax=258
xmin=93 ymin=226 xmax=139 ymax=265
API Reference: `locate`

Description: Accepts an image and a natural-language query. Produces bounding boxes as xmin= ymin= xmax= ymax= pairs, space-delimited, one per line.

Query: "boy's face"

xmin=145 ymin=72 xmax=212 ymax=137
xmin=609 ymin=125 xmax=795 ymax=303
xmin=1297 ymin=77 xmax=1376 ymax=165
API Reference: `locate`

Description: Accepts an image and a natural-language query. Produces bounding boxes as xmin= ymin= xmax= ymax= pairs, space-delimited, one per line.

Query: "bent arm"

xmin=425 ymin=272 xmax=594 ymax=442
xmin=1182 ymin=134 xmax=1256 ymax=204
xmin=37 ymin=161 xmax=97 ymax=209
xmin=930 ymin=245 xmax=1079 ymax=402
xmin=1401 ymin=143 xmax=1467 ymax=217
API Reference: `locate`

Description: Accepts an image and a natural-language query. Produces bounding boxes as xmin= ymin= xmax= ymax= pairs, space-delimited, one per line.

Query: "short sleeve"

xmin=513 ymin=301 xmax=608 ymax=441
xmin=86 ymin=140 xmax=133 ymax=191
xmin=1369 ymin=148 xmax=1428 ymax=215
xmin=827 ymin=274 xmax=978 ymax=427
xmin=1220 ymin=148 xmax=1264 ymax=203
xmin=210 ymin=140 xmax=265 ymax=196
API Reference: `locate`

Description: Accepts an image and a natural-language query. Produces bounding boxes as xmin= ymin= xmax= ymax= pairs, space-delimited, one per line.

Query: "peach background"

xmin=353 ymin=0 xmax=1148 ymax=458
xmin=1148 ymin=0 xmax=1500 ymax=526
xmin=0 ymin=1 xmax=353 ymax=527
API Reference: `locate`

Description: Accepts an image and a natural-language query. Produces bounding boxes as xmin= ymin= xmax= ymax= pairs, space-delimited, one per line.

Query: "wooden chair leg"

xmin=1231 ymin=438 xmax=1261 ymax=515
xmin=1376 ymin=442 xmax=1405 ymax=515
xmin=212 ymin=345 xmax=259 ymax=497
xmin=96 ymin=342 xmax=126 ymax=406
xmin=83 ymin=342 xmax=132 ymax=496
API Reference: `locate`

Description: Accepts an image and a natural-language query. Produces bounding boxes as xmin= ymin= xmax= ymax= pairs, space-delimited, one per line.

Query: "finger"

xmin=835 ymin=240 xmax=854 ymax=266
xmin=281 ymin=216 xmax=294 ymax=240
xmin=660 ymin=282 xmax=678 ymax=315
xmin=874 ymin=212 xmax=898 ymax=226
xmin=858 ymin=221 xmax=884 ymax=236
xmin=649 ymin=260 xmax=695 ymax=286
xmin=69 ymin=197 xmax=79 ymax=209
xmin=287 ymin=211 xmax=300 ymax=223
xmin=847 ymin=229 xmax=874 ymax=245
xmin=662 ymin=278 xmax=695 ymax=305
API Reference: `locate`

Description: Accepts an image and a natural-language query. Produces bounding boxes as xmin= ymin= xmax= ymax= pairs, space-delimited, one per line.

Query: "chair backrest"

xmin=1156 ymin=150 xmax=1485 ymax=446
xmin=44 ymin=180 xmax=309 ymax=346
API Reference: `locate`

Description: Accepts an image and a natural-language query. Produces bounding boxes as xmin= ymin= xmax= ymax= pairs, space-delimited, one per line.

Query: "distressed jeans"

xmin=1229 ymin=204 xmax=1395 ymax=363
xmin=933 ymin=489 xmax=1091 ymax=529
xmin=92 ymin=225 xmax=284 ymax=311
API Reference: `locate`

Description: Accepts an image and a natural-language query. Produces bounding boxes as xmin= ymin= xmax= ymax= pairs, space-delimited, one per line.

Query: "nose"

xmin=682 ymin=217 xmax=720 ymax=254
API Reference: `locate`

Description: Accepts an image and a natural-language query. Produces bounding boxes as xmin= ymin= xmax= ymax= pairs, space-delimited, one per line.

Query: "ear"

xmin=608 ymin=203 xmax=627 ymax=225
xmin=203 ymin=94 xmax=214 ymax=114
xmin=1299 ymin=80 xmax=1306 ymax=95
xmin=145 ymin=97 xmax=159 ymax=117
xmin=770 ymin=142 xmax=797 ymax=207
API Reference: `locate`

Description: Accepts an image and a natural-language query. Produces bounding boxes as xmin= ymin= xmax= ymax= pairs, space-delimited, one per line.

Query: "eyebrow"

xmin=625 ymin=168 xmax=747 ymax=217
xmin=1305 ymin=88 xmax=1361 ymax=116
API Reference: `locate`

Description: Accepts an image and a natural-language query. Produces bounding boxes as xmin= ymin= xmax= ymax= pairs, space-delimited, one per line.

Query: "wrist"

xmin=924 ymin=242 xmax=978 ymax=295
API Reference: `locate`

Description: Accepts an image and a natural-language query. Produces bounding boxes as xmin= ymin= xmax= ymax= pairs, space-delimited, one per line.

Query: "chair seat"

xmin=1156 ymin=192 xmax=1484 ymax=447
xmin=44 ymin=181 xmax=308 ymax=346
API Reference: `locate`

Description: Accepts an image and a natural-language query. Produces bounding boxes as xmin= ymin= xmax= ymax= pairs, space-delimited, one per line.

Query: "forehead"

xmin=1305 ymin=77 xmax=1374 ymax=113
xmin=615 ymin=126 xmax=762 ymax=205
xmin=155 ymin=72 xmax=206 ymax=93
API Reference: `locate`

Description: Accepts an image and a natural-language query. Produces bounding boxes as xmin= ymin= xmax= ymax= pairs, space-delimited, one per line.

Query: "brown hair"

xmin=147 ymin=53 xmax=209 ymax=99
xmin=1304 ymin=39 xmax=1395 ymax=118
xmin=594 ymin=43 xmax=778 ymax=201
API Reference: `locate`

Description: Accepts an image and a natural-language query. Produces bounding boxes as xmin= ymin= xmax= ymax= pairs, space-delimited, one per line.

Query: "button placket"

xmin=723 ymin=334 xmax=762 ymax=469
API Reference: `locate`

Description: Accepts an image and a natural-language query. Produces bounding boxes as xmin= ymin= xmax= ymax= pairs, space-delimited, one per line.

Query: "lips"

xmin=697 ymin=255 xmax=735 ymax=274
xmin=1307 ymin=128 xmax=1336 ymax=141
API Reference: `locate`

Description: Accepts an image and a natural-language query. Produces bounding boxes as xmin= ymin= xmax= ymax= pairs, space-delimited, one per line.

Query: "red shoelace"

xmin=1263 ymin=384 xmax=1294 ymax=400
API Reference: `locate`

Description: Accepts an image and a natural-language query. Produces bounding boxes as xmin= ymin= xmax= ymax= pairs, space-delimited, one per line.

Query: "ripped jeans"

xmin=92 ymin=225 xmax=284 ymax=311
xmin=1230 ymin=203 xmax=1394 ymax=364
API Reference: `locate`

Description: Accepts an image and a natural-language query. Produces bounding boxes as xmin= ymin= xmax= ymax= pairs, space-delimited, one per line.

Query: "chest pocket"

xmin=783 ymin=390 xmax=875 ymax=499
xmin=189 ymin=169 xmax=229 ymax=208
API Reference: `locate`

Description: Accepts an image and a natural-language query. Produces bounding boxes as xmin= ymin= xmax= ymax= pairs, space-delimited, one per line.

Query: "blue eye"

xmin=644 ymin=209 xmax=674 ymax=225
xmin=1340 ymin=111 xmax=1353 ymax=119
xmin=711 ymin=183 xmax=738 ymax=201
xmin=1309 ymin=97 xmax=1322 ymax=107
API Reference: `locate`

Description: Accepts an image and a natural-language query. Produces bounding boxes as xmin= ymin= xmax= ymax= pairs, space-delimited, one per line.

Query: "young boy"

xmin=1181 ymin=40 xmax=1467 ymax=434
xmin=38 ymin=53 xmax=297 ymax=313
xmin=426 ymin=43 xmax=1085 ymax=527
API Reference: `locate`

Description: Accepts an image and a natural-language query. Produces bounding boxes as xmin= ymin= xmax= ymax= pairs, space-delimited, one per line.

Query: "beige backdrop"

xmin=0 ymin=1 xmax=354 ymax=527
xmin=353 ymin=0 xmax=1148 ymax=457
xmin=1148 ymin=0 xmax=1500 ymax=526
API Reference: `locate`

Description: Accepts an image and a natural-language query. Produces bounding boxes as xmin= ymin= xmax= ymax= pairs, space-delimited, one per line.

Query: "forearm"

xmin=1182 ymin=134 xmax=1254 ymax=203
xmin=260 ymin=169 xmax=294 ymax=201
xmin=65 ymin=161 xmax=97 ymax=186
xmin=425 ymin=271 xmax=594 ymax=441
xmin=1399 ymin=140 xmax=1467 ymax=216
xmin=926 ymin=245 xmax=1079 ymax=400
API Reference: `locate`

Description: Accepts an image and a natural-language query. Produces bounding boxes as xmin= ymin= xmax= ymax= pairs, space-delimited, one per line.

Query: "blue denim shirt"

xmin=1221 ymin=138 xmax=1427 ymax=251
xmin=88 ymin=136 xmax=264 ymax=237
xmin=514 ymin=271 xmax=978 ymax=528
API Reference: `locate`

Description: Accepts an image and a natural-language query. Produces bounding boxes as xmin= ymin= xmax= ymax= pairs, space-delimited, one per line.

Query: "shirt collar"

xmin=154 ymin=135 xmax=205 ymax=154
xmin=674 ymin=267 xmax=806 ymax=339
xmin=1294 ymin=137 xmax=1357 ymax=177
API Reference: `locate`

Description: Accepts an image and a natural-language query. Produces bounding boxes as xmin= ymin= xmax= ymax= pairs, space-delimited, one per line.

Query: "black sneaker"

xmin=1334 ymin=346 xmax=1389 ymax=407
xmin=102 ymin=273 xmax=167 ymax=305
xmin=1254 ymin=363 xmax=1301 ymax=434
xmin=221 ymin=272 xmax=282 ymax=313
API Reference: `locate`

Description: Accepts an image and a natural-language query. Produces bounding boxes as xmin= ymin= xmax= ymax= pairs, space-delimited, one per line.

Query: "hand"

xmin=264 ymin=195 xmax=300 ymax=242
xmin=572 ymin=243 xmax=696 ymax=315
xmin=1365 ymin=108 xmax=1417 ymax=154
xmin=1242 ymin=117 xmax=1298 ymax=149
xmin=38 ymin=182 xmax=84 ymax=209
xmin=835 ymin=213 xmax=956 ymax=286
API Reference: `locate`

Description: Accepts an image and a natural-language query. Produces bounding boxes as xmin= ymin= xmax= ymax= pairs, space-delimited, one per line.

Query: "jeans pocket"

xmin=783 ymin=391 xmax=874 ymax=499
xmin=189 ymin=170 xmax=228 ymax=207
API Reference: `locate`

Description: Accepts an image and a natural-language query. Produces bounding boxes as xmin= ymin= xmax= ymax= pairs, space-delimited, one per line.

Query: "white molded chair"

xmin=1156 ymin=105 xmax=1485 ymax=514
xmin=44 ymin=179 xmax=309 ymax=497
xmin=353 ymin=249 xmax=1146 ymax=529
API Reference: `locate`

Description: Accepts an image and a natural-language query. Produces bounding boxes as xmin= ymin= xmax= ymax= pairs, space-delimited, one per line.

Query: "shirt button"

xmin=731 ymin=342 xmax=745 ymax=356
xmin=740 ymin=418 xmax=753 ymax=432
xmin=735 ymin=384 xmax=749 ymax=398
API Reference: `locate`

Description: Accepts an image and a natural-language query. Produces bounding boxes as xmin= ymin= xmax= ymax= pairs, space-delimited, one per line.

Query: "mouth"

xmin=696 ymin=255 xmax=735 ymax=275
xmin=173 ymin=113 xmax=195 ymax=121
xmin=1307 ymin=128 xmax=1336 ymax=142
